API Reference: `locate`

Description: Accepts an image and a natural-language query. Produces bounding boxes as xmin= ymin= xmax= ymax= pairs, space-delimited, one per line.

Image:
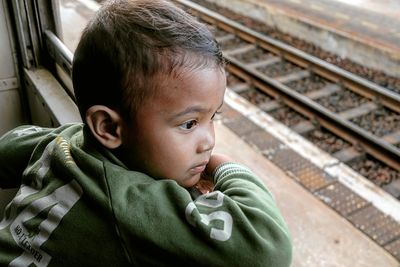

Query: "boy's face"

xmin=122 ymin=67 xmax=226 ymax=188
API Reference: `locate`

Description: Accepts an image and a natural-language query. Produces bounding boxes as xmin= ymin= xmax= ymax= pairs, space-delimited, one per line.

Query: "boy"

xmin=0 ymin=0 xmax=292 ymax=266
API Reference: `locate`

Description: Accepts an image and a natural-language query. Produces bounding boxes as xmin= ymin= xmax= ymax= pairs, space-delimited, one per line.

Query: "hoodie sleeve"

xmin=0 ymin=126 xmax=52 ymax=188
xmin=106 ymin=161 xmax=292 ymax=267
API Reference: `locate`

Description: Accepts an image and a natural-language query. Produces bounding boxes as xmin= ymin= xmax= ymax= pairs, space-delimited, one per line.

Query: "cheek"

xmin=158 ymin=134 xmax=188 ymax=158
xmin=144 ymin=131 xmax=184 ymax=160
xmin=154 ymin=134 xmax=196 ymax=169
xmin=146 ymin=138 xmax=191 ymax=180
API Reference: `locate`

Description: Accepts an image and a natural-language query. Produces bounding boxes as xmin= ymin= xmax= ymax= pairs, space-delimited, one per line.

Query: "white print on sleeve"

xmin=1 ymin=141 xmax=54 ymax=228
xmin=185 ymin=191 xmax=233 ymax=242
xmin=13 ymin=126 xmax=43 ymax=137
xmin=0 ymin=138 xmax=83 ymax=267
xmin=0 ymin=180 xmax=83 ymax=267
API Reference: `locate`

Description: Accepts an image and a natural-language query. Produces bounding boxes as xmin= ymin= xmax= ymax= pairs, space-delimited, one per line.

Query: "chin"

xmin=181 ymin=174 xmax=201 ymax=188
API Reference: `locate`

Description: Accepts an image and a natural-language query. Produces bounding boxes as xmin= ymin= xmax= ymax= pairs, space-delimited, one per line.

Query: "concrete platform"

xmin=214 ymin=122 xmax=399 ymax=266
xmin=204 ymin=0 xmax=400 ymax=78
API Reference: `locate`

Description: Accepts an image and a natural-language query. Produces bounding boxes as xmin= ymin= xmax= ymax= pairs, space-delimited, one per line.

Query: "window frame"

xmin=9 ymin=0 xmax=81 ymax=125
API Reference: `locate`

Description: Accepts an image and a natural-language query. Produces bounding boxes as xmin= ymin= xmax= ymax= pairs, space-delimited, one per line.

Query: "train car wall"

xmin=0 ymin=1 xmax=24 ymax=136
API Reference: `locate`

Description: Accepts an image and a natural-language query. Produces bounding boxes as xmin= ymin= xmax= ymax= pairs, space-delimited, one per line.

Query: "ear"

xmin=85 ymin=105 xmax=123 ymax=149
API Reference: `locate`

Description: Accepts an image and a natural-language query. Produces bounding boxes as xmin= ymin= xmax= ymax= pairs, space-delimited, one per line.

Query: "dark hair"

xmin=72 ymin=0 xmax=225 ymax=120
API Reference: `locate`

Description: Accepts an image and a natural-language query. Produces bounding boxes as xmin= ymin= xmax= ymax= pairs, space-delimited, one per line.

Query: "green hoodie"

xmin=0 ymin=124 xmax=292 ymax=266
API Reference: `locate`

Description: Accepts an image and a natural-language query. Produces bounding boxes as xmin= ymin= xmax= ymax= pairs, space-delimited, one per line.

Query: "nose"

xmin=197 ymin=123 xmax=215 ymax=154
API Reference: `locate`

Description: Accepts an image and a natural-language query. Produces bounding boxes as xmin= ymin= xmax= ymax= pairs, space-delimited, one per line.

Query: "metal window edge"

xmin=24 ymin=67 xmax=81 ymax=125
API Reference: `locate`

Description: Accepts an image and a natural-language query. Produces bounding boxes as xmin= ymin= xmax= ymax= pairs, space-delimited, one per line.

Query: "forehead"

xmin=139 ymin=67 xmax=226 ymax=116
xmin=160 ymin=67 xmax=225 ymax=94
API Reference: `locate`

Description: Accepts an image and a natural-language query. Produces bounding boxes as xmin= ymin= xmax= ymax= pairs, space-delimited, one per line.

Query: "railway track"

xmin=175 ymin=0 xmax=400 ymax=192
xmin=173 ymin=0 xmax=400 ymax=260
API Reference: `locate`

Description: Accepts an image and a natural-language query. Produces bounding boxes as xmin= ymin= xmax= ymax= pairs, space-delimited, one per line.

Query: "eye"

xmin=179 ymin=120 xmax=198 ymax=130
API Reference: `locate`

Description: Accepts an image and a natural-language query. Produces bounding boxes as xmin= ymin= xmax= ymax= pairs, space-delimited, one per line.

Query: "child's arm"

xmin=0 ymin=126 xmax=53 ymax=188
xmin=203 ymin=154 xmax=293 ymax=266
xmin=108 ymin=154 xmax=292 ymax=266
xmin=191 ymin=154 xmax=232 ymax=195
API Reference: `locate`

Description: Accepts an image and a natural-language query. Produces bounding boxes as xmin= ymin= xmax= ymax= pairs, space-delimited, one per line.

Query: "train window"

xmin=46 ymin=0 xmax=99 ymax=96
xmin=57 ymin=0 xmax=100 ymax=53
xmin=2 ymin=0 xmax=83 ymax=127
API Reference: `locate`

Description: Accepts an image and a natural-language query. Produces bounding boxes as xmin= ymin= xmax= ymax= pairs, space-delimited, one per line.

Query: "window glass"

xmin=58 ymin=0 xmax=100 ymax=52
xmin=55 ymin=0 xmax=101 ymax=95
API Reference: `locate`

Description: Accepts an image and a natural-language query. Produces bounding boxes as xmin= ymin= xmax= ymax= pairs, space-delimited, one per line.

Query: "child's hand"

xmin=193 ymin=154 xmax=233 ymax=194
xmin=194 ymin=173 xmax=214 ymax=194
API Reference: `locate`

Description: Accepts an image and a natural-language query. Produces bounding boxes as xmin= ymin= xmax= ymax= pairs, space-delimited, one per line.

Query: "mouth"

xmin=189 ymin=161 xmax=209 ymax=175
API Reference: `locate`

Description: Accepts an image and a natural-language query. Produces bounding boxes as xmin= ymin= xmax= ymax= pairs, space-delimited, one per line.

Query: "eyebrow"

xmin=171 ymin=101 xmax=224 ymax=119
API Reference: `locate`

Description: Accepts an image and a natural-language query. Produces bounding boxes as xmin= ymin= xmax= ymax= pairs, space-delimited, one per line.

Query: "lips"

xmin=190 ymin=161 xmax=208 ymax=175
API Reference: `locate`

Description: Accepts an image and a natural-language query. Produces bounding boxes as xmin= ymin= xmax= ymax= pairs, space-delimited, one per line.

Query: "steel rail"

xmin=227 ymin=56 xmax=400 ymax=171
xmin=175 ymin=0 xmax=400 ymax=114
xmin=44 ymin=30 xmax=73 ymax=77
xmin=175 ymin=0 xmax=400 ymax=171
